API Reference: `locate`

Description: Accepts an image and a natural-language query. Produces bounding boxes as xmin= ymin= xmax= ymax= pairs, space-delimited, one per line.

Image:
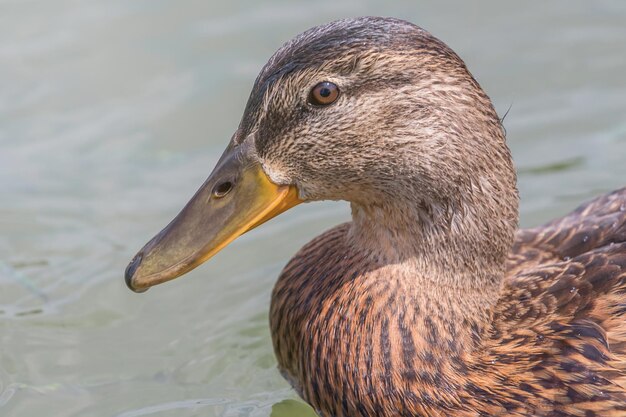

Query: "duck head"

xmin=126 ymin=17 xmax=518 ymax=292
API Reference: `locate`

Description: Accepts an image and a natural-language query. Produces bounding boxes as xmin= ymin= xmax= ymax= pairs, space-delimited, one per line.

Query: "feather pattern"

xmin=272 ymin=190 xmax=626 ymax=416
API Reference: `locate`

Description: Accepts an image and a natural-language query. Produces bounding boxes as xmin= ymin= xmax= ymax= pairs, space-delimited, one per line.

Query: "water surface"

xmin=1 ymin=1 xmax=625 ymax=416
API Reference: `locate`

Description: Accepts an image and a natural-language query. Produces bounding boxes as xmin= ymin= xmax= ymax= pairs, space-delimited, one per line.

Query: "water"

xmin=1 ymin=1 xmax=625 ymax=416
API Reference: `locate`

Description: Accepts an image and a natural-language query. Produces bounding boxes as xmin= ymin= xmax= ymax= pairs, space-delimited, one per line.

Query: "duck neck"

xmin=348 ymin=195 xmax=514 ymax=353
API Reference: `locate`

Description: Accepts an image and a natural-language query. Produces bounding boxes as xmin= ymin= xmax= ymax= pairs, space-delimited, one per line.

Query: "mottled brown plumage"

xmin=271 ymin=192 xmax=626 ymax=416
xmin=127 ymin=16 xmax=626 ymax=417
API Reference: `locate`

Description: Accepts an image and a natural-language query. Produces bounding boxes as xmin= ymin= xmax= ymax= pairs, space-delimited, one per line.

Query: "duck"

xmin=125 ymin=17 xmax=626 ymax=417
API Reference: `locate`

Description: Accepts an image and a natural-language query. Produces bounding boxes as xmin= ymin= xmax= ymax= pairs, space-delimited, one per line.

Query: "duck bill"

xmin=125 ymin=144 xmax=301 ymax=293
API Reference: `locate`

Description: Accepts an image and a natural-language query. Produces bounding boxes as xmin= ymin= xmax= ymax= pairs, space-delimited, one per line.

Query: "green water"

xmin=1 ymin=1 xmax=625 ymax=416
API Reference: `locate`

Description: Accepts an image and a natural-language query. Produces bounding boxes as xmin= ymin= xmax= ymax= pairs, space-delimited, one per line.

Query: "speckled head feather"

xmin=238 ymin=17 xmax=518 ymax=275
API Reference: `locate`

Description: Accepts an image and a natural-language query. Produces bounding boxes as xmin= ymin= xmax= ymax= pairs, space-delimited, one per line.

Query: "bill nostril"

xmin=212 ymin=180 xmax=234 ymax=198
xmin=125 ymin=252 xmax=144 ymax=291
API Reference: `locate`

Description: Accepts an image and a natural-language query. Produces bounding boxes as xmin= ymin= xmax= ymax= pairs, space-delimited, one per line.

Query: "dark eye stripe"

xmin=309 ymin=81 xmax=339 ymax=106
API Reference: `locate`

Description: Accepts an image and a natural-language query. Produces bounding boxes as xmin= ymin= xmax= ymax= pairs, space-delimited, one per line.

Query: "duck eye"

xmin=308 ymin=81 xmax=339 ymax=106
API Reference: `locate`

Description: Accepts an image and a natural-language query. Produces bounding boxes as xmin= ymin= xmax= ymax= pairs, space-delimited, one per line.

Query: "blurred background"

xmin=1 ymin=1 xmax=625 ymax=416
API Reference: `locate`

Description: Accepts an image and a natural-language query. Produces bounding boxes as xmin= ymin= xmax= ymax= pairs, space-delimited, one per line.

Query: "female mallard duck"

xmin=125 ymin=17 xmax=626 ymax=417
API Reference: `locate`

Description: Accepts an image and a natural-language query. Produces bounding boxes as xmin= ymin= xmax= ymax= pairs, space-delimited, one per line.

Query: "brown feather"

xmin=272 ymin=191 xmax=626 ymax=416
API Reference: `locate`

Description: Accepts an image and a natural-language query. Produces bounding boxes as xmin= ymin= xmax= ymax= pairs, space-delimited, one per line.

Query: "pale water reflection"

xmin=1 ymin=1 xmax=625 ymax=416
